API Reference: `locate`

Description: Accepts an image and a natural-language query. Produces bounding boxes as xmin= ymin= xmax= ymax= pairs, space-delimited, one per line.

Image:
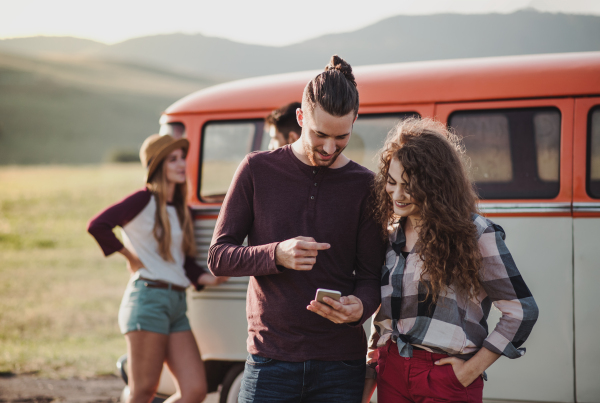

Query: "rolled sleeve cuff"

xmin=99 ymin=239 xmax=124 ymax=257
xmin=483 ymin=331 xmax=526 ymax=359
xmin=270 ymin=242 xmax=286 ymax=273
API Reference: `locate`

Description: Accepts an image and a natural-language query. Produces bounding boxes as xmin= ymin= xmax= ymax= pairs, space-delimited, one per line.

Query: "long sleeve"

xmin=208 ymin=155 xmax=281 ymax=277
xmin=87 ymin=189 xmax=151 ymax=256
xmin=478 ymin=222 xmax=539 ymax=358
xmin=184 ymin=255 xmax=207 ymax=291
xmin=350 ymin=195 xmax=385 ymax=326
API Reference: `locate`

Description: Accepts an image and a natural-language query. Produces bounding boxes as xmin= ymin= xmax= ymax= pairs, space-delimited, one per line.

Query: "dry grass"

xmin=0 ymin=164 xmax=146 ymax=378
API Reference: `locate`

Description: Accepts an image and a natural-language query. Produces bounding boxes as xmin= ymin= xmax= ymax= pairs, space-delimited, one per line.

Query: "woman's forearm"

xmin=464 ymin=346 xmax=501 ymax=377
xmin=362 ymin=378 xmax=377 ymax=403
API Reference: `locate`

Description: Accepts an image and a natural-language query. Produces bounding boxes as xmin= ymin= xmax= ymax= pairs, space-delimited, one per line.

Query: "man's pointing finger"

xmin=298 ymin=241 xmax=331 ymax=250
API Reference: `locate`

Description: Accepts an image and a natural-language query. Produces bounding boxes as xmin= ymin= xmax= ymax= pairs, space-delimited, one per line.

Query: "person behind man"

xmin=208 ymin=55 xmax=385 ymax=402
xmin=265 ymin=101 xmax=302 ymax=150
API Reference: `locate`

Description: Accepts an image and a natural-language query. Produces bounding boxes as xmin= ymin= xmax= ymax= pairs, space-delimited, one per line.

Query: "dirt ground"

xmin=0 ymin=375 xmax=219 ymax=403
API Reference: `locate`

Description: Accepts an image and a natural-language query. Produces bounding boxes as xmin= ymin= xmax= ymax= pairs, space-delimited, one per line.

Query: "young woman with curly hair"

xmin=362 ymin=118 xmax=539 ymax=403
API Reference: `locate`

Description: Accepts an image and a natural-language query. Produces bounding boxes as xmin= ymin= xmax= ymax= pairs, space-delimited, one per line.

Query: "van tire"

xmin=219 ymin=363 xmax=245 ymax=403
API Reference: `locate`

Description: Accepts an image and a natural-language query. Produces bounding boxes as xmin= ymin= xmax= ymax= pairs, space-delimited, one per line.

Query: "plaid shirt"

xmin=367 ymin=214 xmax=539 ymax=376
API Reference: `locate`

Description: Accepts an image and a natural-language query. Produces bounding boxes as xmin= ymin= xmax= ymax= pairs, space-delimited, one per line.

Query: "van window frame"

xmin=586 ymin=105 xmax=600 ymax=199
xmin=435 ymin=98 xmax=574 ymax=208
xmin=197 ymin=118 xmax=265 ymax=203
xmin=348 ymin=111 xmax=420 ymax=170
xmin=447 ymin=106 xmax=562 ymax=200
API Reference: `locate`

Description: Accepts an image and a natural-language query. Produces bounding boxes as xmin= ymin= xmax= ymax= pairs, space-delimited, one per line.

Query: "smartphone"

xmin=315 ymin=288 xmax=342 ymax=306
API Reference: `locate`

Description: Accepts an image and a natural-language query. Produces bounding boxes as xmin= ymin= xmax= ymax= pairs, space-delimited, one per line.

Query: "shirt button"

xmin=314 ymin=183 xmax=317 ymax=186
xmin=310 ymin=196 xmax=315 ymax=200
xmin=404 ymin=357 xmax=410 ymax=361
xmin=313 ymin=170 xmax=316 ymax=174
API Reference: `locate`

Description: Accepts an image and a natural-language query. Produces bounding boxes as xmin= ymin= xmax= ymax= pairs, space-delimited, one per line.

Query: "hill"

xmin=0 ymin=9 xmax=599 ymax=164
xmin=0 ymin=52 xmax=216 ymax=164
xmin=1 ymin=9 xmax=599 ymax=79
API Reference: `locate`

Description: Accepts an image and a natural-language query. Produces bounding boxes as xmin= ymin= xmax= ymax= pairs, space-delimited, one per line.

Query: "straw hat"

xmin=139 ymin=134 xmax=189 ymax=183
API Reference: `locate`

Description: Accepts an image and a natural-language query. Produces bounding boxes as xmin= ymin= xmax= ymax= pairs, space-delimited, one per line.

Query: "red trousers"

xmin=376 ymin=341 xmax=484 ymax=403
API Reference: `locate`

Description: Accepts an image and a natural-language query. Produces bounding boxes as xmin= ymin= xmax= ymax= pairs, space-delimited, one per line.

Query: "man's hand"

xmin=197 ymin=273 xmax=230 ymax=286
xmin=275 ymin=236 xmax=330 ymax=271
xmin=307 ymin=295 xmax=363 ymax=324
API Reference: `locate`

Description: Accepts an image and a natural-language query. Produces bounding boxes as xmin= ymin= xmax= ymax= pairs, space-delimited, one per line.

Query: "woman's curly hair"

xmin=373 ymin=117 xmax=482 ymax=303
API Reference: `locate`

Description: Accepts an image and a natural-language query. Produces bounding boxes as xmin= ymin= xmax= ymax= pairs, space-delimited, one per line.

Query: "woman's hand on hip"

xmin=119 ymin=247 xmax=144 ymax=275
xmin=197 ymin=273 xmax=229 ymax=286
xmin=435 ymin=356 xmax=479 ymax=387
xmin=435 ymin=346 xmax=500 ymax=388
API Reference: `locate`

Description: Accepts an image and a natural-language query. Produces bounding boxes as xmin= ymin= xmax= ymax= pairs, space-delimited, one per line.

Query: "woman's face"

xmin=386 ymin=157 xmax=420 ymax=220
xmin=164 ymin=148 xmax=187 ymax=184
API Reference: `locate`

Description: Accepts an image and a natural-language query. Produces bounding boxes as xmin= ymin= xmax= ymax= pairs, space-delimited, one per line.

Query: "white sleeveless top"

xmin=121 ymin=196 xmax=191 ymax=288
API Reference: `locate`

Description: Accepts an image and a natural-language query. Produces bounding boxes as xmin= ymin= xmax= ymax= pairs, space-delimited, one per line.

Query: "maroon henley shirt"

xmin=208 ymin=145 xmax=385 ymax=362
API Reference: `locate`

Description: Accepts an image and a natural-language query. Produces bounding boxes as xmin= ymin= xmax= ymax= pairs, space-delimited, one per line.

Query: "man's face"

xmin=297 ymin=106 xmax=356 ymax=167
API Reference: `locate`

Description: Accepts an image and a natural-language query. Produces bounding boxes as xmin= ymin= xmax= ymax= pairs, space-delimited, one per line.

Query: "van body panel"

xmin=572 ymin=97 xmax=600 ymax=402
xmin=573 ymin=97 xmax=600 ymax=217
xmin=573 ymin=218 xmax=600 ymax=403
xmin=165 ymin=52 xmax=600 ymax=116
xmin=481 ymin=217 xmax=574 ymax=403
xmin=187 ymin=294 xmax=249 ymax=362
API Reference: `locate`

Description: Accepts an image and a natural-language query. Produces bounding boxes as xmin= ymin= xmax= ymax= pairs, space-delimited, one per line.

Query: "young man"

xmin=208 ymin=55 xmax=385 ymax=402
xmin=265 ymin=101 xmax=302 ymax=150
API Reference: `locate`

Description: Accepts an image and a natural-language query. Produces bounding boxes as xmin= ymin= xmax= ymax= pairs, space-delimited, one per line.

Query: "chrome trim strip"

xmin=191 ymin=206 xmax=221 ymax=216
xmin=192 ymin=293 xmax=247 ymax=300
xmin=479 ymin=202 xmax=571 ymax=214
xmin=573 ymin=202 xmax=600 ymax=213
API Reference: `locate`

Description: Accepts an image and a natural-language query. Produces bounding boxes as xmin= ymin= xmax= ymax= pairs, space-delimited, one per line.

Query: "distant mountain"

xmin=0 ymin=36 xmax=106 ymax=58
xmin=1 ymin=9 xmax=599 ymax=80
xmin=1 ymin=9 xmax=599 ymax=164
xmin=0 ymin=52 xmax=216 ymax=164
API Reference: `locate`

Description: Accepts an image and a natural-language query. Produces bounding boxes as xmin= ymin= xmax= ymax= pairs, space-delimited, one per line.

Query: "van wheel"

xmin=219 ymin=363 xmax=245 ymax=403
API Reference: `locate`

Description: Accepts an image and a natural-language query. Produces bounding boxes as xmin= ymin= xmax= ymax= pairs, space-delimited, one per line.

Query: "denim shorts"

xmin=118 ymin=278 xmax=191 ymax=335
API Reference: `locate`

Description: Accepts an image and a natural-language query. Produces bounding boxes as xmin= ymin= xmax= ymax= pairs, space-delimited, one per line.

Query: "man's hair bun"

xmin=325 ymin=55 xmax=356 ymax=87
xmin=302 ymin=54 xmax=359 ymax=117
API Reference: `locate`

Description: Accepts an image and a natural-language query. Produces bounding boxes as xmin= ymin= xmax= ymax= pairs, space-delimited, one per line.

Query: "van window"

xmin=449 ymin=107 xmax=561 ymax=199
xmin=200 ymin=120 xmax=263 ymax=203
xmin=159 ymin=122 xmax=186 ymax=138
xmin=588 ymin=106 xmax=600 ymax=198
xmin=348 ymin=113 xmax=419 ymax=172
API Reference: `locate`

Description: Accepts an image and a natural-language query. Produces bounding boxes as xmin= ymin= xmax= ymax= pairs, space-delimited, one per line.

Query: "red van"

xmin=120 ymin=51 xmax=600 ymax=403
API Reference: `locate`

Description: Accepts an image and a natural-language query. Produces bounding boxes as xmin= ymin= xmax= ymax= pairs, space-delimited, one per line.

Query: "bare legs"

xmin=125 ymin=330 xmax=207 ymax=403
xmin=164 ymin=331 xmax=207 ymax=403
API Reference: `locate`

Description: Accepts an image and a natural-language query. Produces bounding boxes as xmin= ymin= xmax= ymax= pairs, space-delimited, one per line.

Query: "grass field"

xmin=0 ymin=164 xmax=147 ymax=378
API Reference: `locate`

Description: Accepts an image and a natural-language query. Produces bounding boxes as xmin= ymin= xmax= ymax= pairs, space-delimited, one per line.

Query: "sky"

xmin=2 ymin=0 xmax=600 ymax=46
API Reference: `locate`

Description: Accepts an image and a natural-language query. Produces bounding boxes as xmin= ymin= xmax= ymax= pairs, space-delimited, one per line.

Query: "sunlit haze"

xmin=2 ymin=0 xmax=600 ymax=46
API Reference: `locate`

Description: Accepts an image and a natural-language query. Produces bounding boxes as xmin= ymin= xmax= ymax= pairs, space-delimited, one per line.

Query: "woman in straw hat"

xmin=362 ymin=118 xmax=538 ymax=403
xmin=88 ymin=134 xmax=228 ymax=403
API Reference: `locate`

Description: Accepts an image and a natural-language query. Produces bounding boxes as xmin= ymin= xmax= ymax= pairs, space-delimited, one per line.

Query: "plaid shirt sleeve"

xmin=476 ymin=216 xmax=539 ymax=359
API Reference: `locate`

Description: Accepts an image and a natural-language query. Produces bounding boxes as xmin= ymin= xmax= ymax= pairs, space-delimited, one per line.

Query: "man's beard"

xmin=303 ymin=141 xmax=346 ymax=167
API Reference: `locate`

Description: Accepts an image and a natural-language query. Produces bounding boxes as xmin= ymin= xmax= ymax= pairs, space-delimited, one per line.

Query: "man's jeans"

xmin=238 ymin=353 xmax=366 ymax=403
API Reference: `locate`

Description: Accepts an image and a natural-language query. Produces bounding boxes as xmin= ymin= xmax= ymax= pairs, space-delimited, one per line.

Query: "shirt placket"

xmin=308 ymin=168 xmax=323 ymax=212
